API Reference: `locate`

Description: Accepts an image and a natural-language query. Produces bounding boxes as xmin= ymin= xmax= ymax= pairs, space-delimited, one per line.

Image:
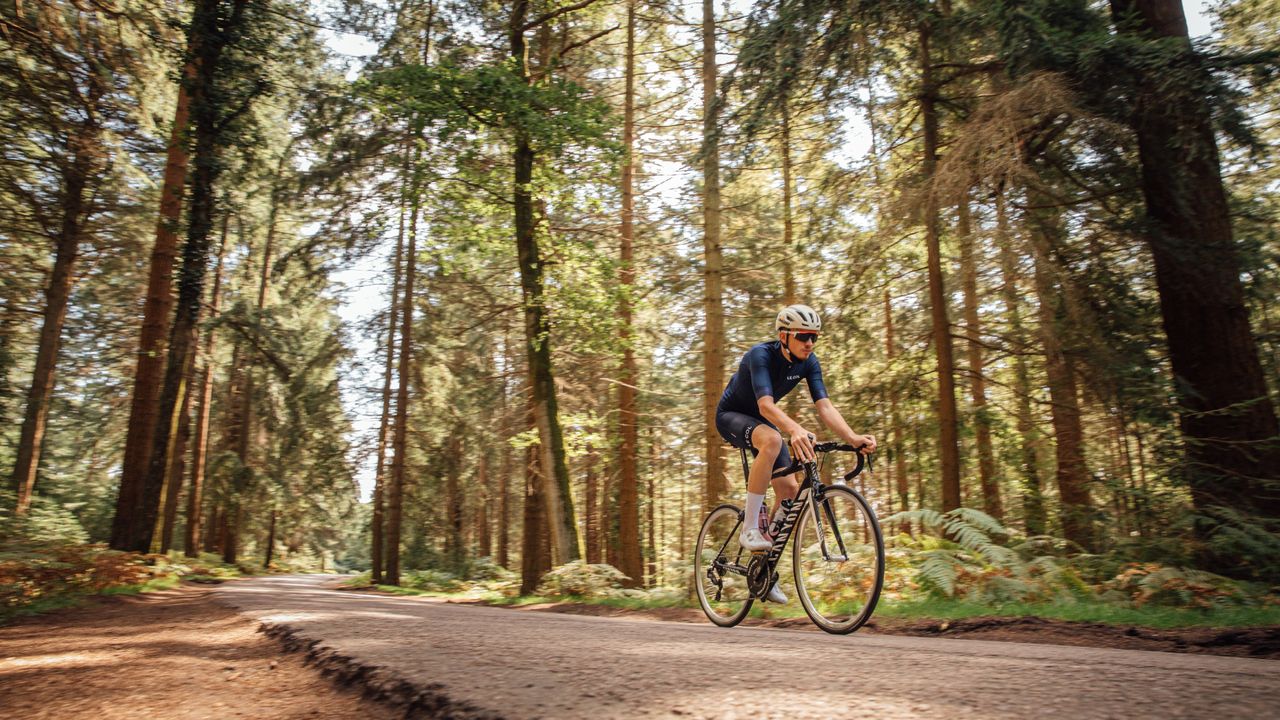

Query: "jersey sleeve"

xmin=806 ymin=356 xmax=830 ymax=402
xmin=748 ymin=345 xmax=775 ymax=400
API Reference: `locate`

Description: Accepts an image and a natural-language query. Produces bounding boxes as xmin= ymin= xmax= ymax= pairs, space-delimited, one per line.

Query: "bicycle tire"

xmin=792 ymin=485 xmax=884 ymax=634
xmin=693 ymin=503 xmax=755 ymax=627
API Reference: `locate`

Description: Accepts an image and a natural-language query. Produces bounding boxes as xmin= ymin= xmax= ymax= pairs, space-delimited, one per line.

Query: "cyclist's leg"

xmin=770 ymin=470 xmax=800 ymax=516
xmin=746 ymin=423 xmax=782 ymax=496
xmin=715 ymin=411 xmax=781 ymax=496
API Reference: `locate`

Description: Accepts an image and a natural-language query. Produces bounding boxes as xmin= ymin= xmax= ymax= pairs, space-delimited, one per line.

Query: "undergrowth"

xmin=355 ymin=509 xmax=1279 ymax=630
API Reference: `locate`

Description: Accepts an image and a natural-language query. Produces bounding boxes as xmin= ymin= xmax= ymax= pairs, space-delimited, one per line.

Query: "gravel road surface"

xmin=215 ymin=575 xmax=1279 ymax=719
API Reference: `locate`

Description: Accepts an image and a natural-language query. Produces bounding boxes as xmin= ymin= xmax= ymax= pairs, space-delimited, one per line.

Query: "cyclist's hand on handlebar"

xmin=789 ymin=427 xmax=817 ymax=463
xmin=854 ymin=434 xmax=877 ymax=454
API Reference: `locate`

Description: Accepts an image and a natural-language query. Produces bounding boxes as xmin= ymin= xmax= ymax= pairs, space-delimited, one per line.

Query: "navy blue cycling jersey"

xmin=717 ymin=341 xmax=829 ymax=415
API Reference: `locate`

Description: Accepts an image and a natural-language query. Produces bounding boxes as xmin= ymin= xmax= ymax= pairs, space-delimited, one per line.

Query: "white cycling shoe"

xmin=765 ymin=582 xmax=787 ymax=604
xmin=739 ymin=527 xmax=773 ymax=553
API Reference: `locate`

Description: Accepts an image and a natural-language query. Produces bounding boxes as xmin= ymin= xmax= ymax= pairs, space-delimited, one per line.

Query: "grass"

xmin=874 ymin=597 xmax=1280 ymax=629
xmin=483 ymin=593 xmax=688 ymax=610
xmin=0 ymin=547 xmax=260 ymax=626
xmin=0 ymin=574 xmax=185 ymax=624
xmin=99 ymin=574 xmax=183 ymax=596
xmin=366 ymin=583 xmax=1280 ymax=630
xmin=0 ymin=593 xmax=88 ymax=623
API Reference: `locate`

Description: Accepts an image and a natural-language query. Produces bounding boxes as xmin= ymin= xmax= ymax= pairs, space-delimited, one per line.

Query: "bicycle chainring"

xmin=746 ymin=555 xmax=776 ymax=598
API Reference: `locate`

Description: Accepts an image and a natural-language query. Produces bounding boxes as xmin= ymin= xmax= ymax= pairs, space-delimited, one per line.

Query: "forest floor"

xmin=0 ymin=582 xmax=398 ymax=720
xmin=434 ymin=595 xmax=1280 ymax=659
xmin=3 ymin=581 xmax=1275 ymax=720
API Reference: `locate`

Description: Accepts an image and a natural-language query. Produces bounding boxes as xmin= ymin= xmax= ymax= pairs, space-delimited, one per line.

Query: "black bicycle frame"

xmin=732 ymin=443 xmax=869 ymax=588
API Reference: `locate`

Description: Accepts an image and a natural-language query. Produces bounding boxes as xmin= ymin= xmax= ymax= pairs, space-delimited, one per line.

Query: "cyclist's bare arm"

xmin=815 ymin=398 xmax=877 ymax=453
xmin=756 ymin=395 xmax=817 ymax=462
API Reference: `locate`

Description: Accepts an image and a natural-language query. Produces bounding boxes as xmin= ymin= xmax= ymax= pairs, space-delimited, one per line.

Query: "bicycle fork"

xmin=767 ymin=486 xmax=850 ymax=564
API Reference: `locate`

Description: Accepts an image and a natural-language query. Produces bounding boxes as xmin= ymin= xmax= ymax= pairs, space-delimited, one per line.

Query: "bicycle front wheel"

xmin=693 ymin=503 xmax=754 ymax=627
xmin=792 ymin=485 xmax=884 ymax=634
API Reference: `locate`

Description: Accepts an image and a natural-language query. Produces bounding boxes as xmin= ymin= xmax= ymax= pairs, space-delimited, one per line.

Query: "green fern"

xmin=884 ymin=507 xmax=946 ymax=532
xmin=944 ymin=519 xmax=992 ymax=553
xmin=891 ymin=506 xmax=1085 ymax=602
xmin=917 ymin=550 xmax=959 ymax=597
xmin=948 ymin=507 xmax=1012 ymax=538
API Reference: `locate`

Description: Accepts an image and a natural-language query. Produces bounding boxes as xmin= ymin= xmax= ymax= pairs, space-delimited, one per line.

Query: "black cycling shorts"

xmin=715 ymin=409 xmax=793 ymax=472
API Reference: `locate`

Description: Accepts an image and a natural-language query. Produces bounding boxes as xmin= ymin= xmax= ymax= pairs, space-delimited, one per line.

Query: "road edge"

xmin=255 ymin=620 xmax=505 ymax=719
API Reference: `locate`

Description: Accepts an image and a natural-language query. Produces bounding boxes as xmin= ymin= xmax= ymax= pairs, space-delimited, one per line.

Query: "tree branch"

xmin=522 ymin=0 xmax=601 ymax=32
xmin=556 ymin=24 xmax=619 ymax=60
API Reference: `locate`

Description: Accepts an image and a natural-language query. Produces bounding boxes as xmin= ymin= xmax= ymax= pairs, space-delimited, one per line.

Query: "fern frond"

xmin=918 ymin=549 xmax=959 ymax=597
xmin=976 ymin=543 xmax=1019 ymax=568
xmin=884 ymin=507 xmax=946 ymax=531
xmin=947 ymin=507 xmax=1012 ymax=538
xmin=944 ymin=519 xmax=992 ymax=553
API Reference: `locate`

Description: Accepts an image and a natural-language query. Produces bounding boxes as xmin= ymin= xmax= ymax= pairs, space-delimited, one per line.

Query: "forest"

xmin=3 ymin=0 xmax=1279 ymax=619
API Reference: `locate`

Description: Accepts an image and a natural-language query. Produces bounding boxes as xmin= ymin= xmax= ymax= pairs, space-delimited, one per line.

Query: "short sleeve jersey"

xmin=717 ymin=341 xmax=829 ymax=415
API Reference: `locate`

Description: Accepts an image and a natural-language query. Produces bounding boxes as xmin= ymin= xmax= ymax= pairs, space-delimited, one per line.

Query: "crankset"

xmin=746 ymin=554 xmax=776 ymax=599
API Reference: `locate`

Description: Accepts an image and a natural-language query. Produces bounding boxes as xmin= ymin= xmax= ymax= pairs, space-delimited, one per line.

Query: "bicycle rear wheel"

xmin=792 ymin=485 xmax=884 ymax=634
xmin=694 ymin=503 xmax=754 ymax=627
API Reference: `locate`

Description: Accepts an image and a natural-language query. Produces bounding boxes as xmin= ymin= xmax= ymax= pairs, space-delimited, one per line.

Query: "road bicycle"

xmin=693 ymin=441 xmax=885 ymax=634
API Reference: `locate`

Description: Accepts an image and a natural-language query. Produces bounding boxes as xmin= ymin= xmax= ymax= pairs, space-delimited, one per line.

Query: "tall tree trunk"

xmin=958 ymin=198 xmax=1001 ymax=520
xmin=11 ymin=118 xmax=99 ymax=513
xmin=646 ymin=430 xmax=657 ymax=587
xmin=185 ymin=212 xmax=229 ymax=556
xmin=111 ymin=59 xmax=193 ymax=540
xmin=919 ymin=22 xmax=962 ymax=512
xmin=701 ymin=0 xmax=726 ymax=511
xmin=521 ymin=405 xmax=550 ymax=594
xmin=781 ymin=95 xmax=797 ymax=305
xmin=370 ymin=170 xmax=407 ymax=584
xmin=498 ymin=324 xmax=514 ymax=568
xmin=205 ymin=507 xmax=222 ymax=553
xmin=996 ymin=191 xmax=1046 ymax=534
xmin=615 ymin=0 xmax=643 ymax=587
xmin=510 ymin=1 xmax=581 ymax=565
xmin=1109 ymin=0 xmax=1280 ymax=531
xmin=478 ymin=450 xmax=491 ymax=558
xmin=915 ymin=423 xmax=928 ymax=525
xmin=386 ymin=147 xmax=419 ymax=586
xmin=157 ymin=375 xmax=193 ymax=552
xmin=1030 ymin=204 xmax=1093 ymax=550
xmin=262 ymin=508 xmax=276 ymax=569
xmin=446 ymin=429 xmax=464 ymax=569
xmin=885 ymin=289 xmax=910 ymax=533
xmin=0 ymin=299 xmax=17 ymax=431
xmin=585 ymin=444 xmax=600 ymax=564
xmin=218 ymin=341 xmax=247 ymax=563
xmin=116 ymin=0 xmax=250 ymax=553
xmin=654 ymin=433 xmax=665 ymax=586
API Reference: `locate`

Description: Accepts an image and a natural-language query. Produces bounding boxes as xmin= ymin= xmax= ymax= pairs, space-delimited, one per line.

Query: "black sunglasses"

xmin=790 ymin=332 xmax=819 ymax=344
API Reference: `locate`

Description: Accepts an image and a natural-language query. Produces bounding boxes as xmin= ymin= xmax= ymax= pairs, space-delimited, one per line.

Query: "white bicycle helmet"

xmin=775 ymin=304 xmax=822 ymax=334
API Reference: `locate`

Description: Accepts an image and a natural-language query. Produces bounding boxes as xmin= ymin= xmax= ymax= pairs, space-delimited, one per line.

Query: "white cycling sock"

xmin=744 ymin=492 xmax=765 ymax=533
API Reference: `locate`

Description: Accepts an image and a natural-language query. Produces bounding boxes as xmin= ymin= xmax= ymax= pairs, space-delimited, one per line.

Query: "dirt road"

xmin=0 ymin=583 xmax=395 ymax=720
xmin=215 ymin=575 xmax=1279 ymax=719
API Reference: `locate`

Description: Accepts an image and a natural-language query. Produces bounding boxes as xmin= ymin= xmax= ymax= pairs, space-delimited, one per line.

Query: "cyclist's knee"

xmin=772 ymin=473 xmax=800 ymax=500
xmin=753 ymin=427 xmax=782 ymax=456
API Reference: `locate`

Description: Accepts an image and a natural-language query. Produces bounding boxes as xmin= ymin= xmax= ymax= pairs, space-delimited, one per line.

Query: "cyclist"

xmin=715 ymin=303 xmax=877 ymax=602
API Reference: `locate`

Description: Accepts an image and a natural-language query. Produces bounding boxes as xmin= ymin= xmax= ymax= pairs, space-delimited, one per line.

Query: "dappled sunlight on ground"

xmin=214 ymin=575 xmax=1280 ymax=719
xmin=0 ymin=583 xmax=396 ymax=720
